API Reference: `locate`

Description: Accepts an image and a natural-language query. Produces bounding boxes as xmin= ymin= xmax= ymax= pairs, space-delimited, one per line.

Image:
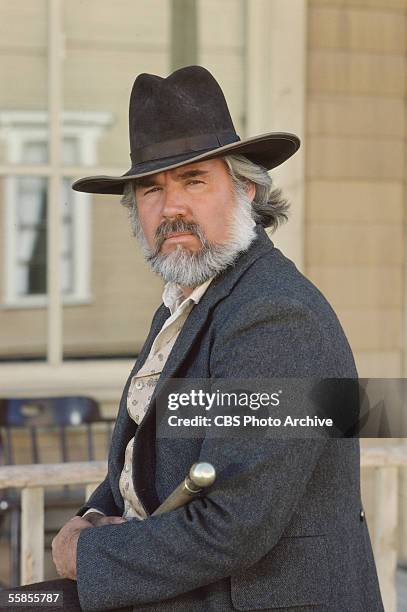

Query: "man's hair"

xmin=120 ymin=154 xmax=290 ymax=232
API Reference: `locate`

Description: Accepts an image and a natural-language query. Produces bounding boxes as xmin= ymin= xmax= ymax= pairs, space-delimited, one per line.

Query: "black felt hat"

xmin=72 ymin=65 xmax=300 ymax=195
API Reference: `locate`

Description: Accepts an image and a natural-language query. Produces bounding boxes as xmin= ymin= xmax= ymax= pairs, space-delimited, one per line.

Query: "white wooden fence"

xmin=0 ymin=447 xmax=406 ymax=612
xmin=0 ymin=461 xmax=105 ymax=587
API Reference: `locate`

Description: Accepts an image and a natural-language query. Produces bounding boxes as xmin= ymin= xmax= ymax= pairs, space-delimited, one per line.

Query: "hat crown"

xmin=128 ymin=65 xmax=239 ymax=162
xmin=72 ymin=64 xmax=300 ymax=195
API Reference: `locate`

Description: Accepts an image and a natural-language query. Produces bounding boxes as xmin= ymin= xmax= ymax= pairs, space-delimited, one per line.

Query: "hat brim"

xmin=72 ymin=132 xmax=300 ymax=195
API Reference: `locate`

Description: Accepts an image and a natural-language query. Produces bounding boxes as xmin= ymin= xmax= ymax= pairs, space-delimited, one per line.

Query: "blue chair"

xmin=0 ymin=396 xmax=114 ymax=587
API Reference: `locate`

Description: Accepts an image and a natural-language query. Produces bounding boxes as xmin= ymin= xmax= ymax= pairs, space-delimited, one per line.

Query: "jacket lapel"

xmin=109 ymin=303 xmax=170 ymax=493
xmin=132 ymin=225 xmax=275 ymax=514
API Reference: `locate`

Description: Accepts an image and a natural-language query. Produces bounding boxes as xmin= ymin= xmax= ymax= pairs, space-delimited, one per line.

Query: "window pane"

xmin=22 ymin=141 xmax=48 ymax=165
xmin=16 ymin=177 xmax=47 ymax=296
xmin=0 ymin=177 xmax=48 ymax=360
xmin=63 ymin=138 xmax=79 ymax=166
xmin=0 ymin=176 xmax=76 ymax=303
xmin=60 ymin=256 xmax=73 ymax=294
xmin=0 ymin=0 xmax=48 ymax=165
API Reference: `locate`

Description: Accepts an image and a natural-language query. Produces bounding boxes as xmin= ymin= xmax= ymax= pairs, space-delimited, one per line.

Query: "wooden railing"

xmin=0 ymin=447 xmax=406 ymax=612
xmin=361 ymin=446 xmax=407 ymax=612
xmin=0 ymin=461 xmax=106 ymax=586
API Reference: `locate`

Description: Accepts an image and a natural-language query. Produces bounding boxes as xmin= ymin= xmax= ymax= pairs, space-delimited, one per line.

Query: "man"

xmin=3 ymin=66 xmax=383 ymax=612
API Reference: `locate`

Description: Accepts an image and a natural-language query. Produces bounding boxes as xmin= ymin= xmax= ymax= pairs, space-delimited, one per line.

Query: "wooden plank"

xmin=0 ymin=359 xmax=132 ymax=398
xmin=373 ymin=467 xmax=398 ymax=612
xmin=335 ymin=308 xmax=401 ymax=352
xmin=307 ymin=136 xmax=405 ymax=181
xmin=309 ymin=0 xmax=407 ymax=10
xmin=353 ymin=350 xmax=402 ymax=378
xmin=308 ymin=50 xmax=407 ymax=97
xmin=308 ymin=5 xmax=407 ymax=54
xmin=400 ymin=467 xmax=407 ymax=563
xmin=0 ymin=461 xmax=107 ymax=488
xmin=362 ymin=447 xmax=407 ymax=468
xmin=21 ymin=487 xmax=44 ymax=585
xmin=64 ymin=0 xmax=170 ymax=47
xmin=306 ymin=180 xmax=403 ymax=223
xmin=307 ymin=224 xmax=403 ymax=266
xmin=0 ymin=0 xmax=47 ymax=48
xmin=306 ymin=266 xmax=403 ymax=309
xmin=307 ymin=96 xmax=406 ymax=139
xmin=0 ymin=448 xmax=406 ymax=492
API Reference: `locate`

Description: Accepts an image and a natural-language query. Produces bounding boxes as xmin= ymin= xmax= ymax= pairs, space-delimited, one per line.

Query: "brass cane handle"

xmin=185 ymin=462 xmax=216 ymax=492
xmin=152 ymin=462 xmax=216 ymax=516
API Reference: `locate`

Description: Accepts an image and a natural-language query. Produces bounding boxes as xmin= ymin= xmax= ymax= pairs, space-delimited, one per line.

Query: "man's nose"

xmin=161 ymin=185 xmax=189 ymax=219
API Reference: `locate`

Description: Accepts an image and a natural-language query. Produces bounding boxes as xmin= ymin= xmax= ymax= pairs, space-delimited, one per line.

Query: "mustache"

xmin=152 ymin=218 xmax=206 ymax=253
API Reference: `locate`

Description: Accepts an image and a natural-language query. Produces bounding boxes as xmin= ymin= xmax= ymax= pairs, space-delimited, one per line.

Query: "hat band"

xmin=131 ymin=130 xmax=240 ymax=164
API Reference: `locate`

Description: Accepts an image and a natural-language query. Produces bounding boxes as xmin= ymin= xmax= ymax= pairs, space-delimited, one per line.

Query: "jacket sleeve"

xmin=75 ymin=298 xmax=332 ymax=611
xmin=75 ymin=474 xmax=121 ymax=518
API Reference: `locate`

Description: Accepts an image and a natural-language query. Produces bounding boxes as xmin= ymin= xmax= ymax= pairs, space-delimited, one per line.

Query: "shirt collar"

xmin=162 ymin=277 xmax=214 ymax=316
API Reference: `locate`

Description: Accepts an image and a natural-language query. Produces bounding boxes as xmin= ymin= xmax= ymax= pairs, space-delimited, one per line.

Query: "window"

xmin=0 ymin=111 xmax=111 ymax=307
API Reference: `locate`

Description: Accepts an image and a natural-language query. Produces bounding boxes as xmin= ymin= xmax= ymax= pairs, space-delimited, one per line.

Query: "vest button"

xmin=360 ymin=509 xmax=365 ymax=522
xmin=135 ymin=381 xmax=144 ymax=390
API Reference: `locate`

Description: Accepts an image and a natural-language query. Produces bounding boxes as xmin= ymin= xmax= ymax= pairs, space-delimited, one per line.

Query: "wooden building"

xmin=0 ymin=0 xmax=406 ymax=603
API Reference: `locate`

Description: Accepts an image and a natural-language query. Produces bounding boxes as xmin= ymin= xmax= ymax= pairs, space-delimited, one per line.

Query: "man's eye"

xmin=144 ymin=186 xmax=161 ymax=195
xmin=187 ymin=180 xmax=204 ymax=186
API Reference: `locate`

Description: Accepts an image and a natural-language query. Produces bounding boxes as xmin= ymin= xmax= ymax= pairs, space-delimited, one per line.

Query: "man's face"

xmin=131 ymin=157 xmax=257 ymax=289
xmin=134 ymin=159 xmax=240 ymax=255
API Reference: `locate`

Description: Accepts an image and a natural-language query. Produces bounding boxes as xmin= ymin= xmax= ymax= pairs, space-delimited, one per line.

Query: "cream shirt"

xmin=84 ymin=277 xmax=213 ymax=520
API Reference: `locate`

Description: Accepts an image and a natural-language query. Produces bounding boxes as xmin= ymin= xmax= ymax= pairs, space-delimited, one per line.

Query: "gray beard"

xmin=132 ymin=191 xmax=257 ymax=288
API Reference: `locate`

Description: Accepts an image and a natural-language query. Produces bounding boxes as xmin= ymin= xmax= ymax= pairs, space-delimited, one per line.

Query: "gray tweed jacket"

xmin=75 ymin=225 xmax=384 ymax=612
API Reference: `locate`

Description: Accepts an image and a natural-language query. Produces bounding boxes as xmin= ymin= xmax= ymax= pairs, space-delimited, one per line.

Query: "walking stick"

xmin=151 ymin=462 xmax=216 ymax=516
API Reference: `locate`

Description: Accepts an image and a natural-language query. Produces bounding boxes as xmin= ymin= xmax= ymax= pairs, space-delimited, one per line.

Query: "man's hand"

xmin=83 ymin=512 xmax=127 ymax=528
xmin=51 ymin=516 xmax=93 ymax=581
xmin=51 ymin=514 xmax=127 ymax=580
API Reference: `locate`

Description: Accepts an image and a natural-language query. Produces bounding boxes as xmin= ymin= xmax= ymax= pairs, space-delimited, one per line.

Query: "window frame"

xmin=0 ymin=110 xmax=112 ymax=309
